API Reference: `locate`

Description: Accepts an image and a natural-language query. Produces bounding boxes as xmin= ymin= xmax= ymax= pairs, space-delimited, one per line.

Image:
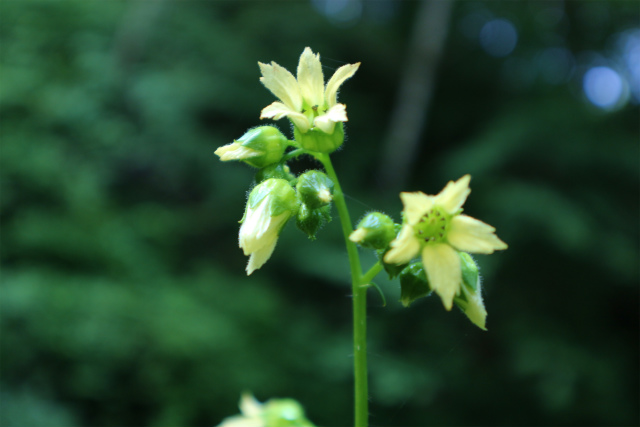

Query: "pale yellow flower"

xmin=217 ymin=393 xmax=264 ymax=427
xmin=384 ymin=175 xmax=507 ymax=310
xmin=217 ymin=393 xmax=315 ymax=427
xmin=259 ymin=47 xmax=360 ymax=134
xmin=239 ymin=179 xmax=298 ymax=275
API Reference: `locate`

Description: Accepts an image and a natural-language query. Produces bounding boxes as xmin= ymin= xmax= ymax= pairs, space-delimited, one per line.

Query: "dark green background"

xmin=1 ymin=1 xmax=638 ymax=426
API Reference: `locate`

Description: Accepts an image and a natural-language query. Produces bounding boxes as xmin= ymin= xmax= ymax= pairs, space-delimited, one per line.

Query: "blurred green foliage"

xmin=1 ymin=1 xmax=638 ymax=426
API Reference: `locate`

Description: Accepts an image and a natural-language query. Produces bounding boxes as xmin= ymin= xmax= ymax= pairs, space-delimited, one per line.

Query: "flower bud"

xmin=454 ymin=252 xmax=487 ymax=330
xmin=296 ymin=170 xmax=334 ymax=209
xmin=293 ymin=122 xmax=344 ymax=154
xmin=398 ymin=261 xmax=432 ymax=307
xmin=215 ymin=126 xmax=287 ymax=168
xmin=239 ymin=179 xmax=299 ymax=275
xmin=296 ymin=204 xmax=331 ymax=240
xmin=255 ymin=163 xmax=296 ymax=184
xmin=349 ymin=212 xmax=396 ymax=250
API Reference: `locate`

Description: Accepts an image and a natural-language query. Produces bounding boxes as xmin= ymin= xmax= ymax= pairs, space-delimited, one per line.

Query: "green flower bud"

xmin=294 ymin=122 xmax=344 ymax=153
xmin=215 ymin=126 xmax=287 ymax=168
xmin=454 ymin=253 xmax=487 ymax=330
xmin=240 ymin=179 xmax=299 ymax=275
xmin=296 ymin=170 xmax=334 ymax=209
xmin=398 ymin=261 xmax=432 ymax=307
xmin=255 ymin=163 xmax=296 ymax=184
xmin=349 ymin=212 xmax=396 ymax=250
xmin=296 ymin=204 xmax=331 ymax=240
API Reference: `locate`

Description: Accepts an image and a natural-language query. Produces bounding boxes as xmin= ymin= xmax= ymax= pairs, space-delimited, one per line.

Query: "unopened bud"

xmin=349 ymin=212 xmax=396 ymax=250
xmin=296 ymin=170 xmax=334 ymax=209
xmin=215 ymin=126 xmax=287 ymax=168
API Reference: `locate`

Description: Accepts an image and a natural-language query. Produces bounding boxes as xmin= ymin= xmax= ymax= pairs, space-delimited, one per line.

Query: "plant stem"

xmin=317 ymin=153 xmax=368 ymax=427
xmin=361 ymin=262 xmax=383 ymax=285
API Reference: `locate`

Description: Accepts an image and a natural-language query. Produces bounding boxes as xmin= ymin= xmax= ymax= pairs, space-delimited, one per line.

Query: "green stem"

xmin=282 ymin=147 xmax=306 ymax=162
xmin=361 ymin=261 xmax=383 ymax=285
xmin=317 ymin=153 xmax=368 ymax=427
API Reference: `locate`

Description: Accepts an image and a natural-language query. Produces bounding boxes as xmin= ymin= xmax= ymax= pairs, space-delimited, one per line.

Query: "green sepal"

xmin=459 ymin=252 xmax=479 ymax=291
xmin=244 ymin=178 xmax=299 ymax=219
xmin=296 ymin=204 xmax=331 ymax=240
xmin=255 ymin=163 xmax=296 ymax=184
xmin=454 ymin=252 xmax=487 ymax=330
xmin=293 ymin=122 xmax=344 ymax=153
xmin=296 ymin=170 xmax=334 ymax=209
xmin=398 ymin=261 xmax=432 ymax=307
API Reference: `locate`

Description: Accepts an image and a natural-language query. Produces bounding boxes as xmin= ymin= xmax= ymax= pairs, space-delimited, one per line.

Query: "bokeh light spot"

xmin=582 ymin=66 xmax=625 ymax=109
xmin=312 ymin=0 xmax=362 ymax=26
xmin=480 ymin=18 xmax=518 ymax=58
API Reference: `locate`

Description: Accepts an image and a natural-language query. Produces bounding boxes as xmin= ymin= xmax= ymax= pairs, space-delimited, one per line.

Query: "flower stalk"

xmin=316 ymin=153 xmax=369 ymax=427
xmin=216 ymin=47 xmax=508 ymax=427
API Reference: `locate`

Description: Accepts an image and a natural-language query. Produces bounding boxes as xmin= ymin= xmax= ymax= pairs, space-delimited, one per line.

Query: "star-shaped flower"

xmin=259 ymin=47 xmax=360 ymax=135
xmin=384 ymin=175 xmax=507 ymax=310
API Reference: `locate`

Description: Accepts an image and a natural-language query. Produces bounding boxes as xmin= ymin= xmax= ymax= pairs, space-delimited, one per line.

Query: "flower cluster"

xmin=384 ymin=175 xmax=507 ymax=310
xmin=215 ymin=46 xmax=510 ymax=427
xmin=215 ymin=47 xmax=508 ymax=329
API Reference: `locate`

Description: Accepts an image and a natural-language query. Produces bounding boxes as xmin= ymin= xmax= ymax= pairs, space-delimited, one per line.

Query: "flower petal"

xmin=400 ymin=192 xmax=433 ymax=225
xmin=260 ymin=101 xmax=296 ymax=120
xmin=297 ymin=47 xmax=325 ymax=108
xmin=325 ymin=103 xmax=348 ymax=122
xmin=421 ymin=243 xmax=461 ymax=310
xmin=260 ymin=102 xmax=311 ymax=132
xmin=448 ymin=214 xmax=508 ymax=254
xmin=313 ymin=104 xmax=347 ymax=133
xmin=325 ymin=62 xmax=360 ymax=106
xmin=259 ymin=61 xmax=303 ymax=112
xmin=313 ymin=116 xmax=335 ymax=134
xmin=246 ymin=238 xmax=277 ymax=275
xmin=384 ymin=224 xmax=420 ymax=264
xmin=435 ymin=175 xmax=471 ymax=214
xmin=349 ymin=227 xmax=367 ymax=243
xmin=239 ymin=393 xmax=263 ymax=417
xmin=214 ymin=143 xmax=261 ymax=161
xmin=217 ymin=414 xmax=264 ymax=427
